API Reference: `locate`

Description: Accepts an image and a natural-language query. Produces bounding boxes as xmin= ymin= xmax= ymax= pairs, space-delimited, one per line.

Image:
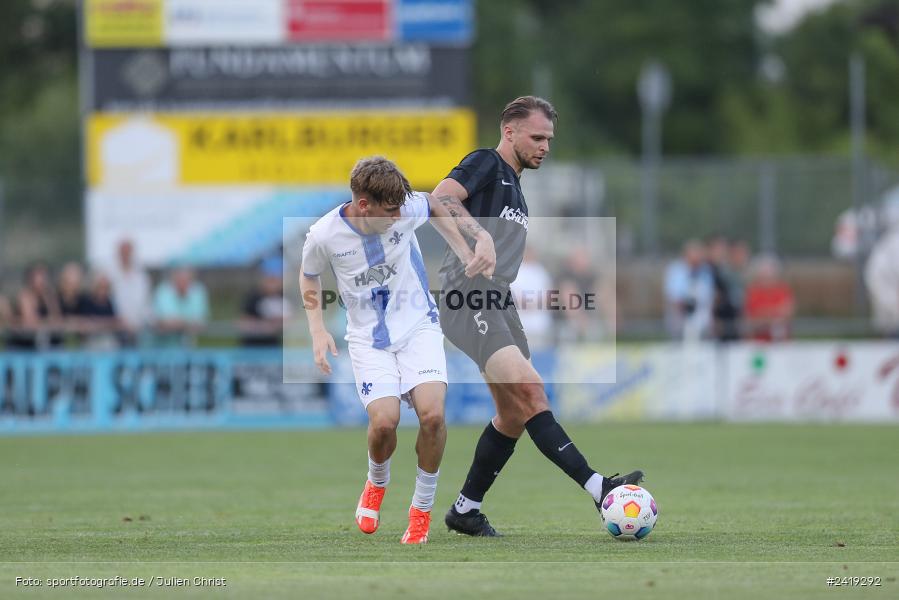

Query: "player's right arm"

xmin=300 ymin=228 xmax=337 ymax=375
xmin=430 ymin=177 xmax=496 ymax=279
xmin=300 ymin=273 xmax=337 ymax=375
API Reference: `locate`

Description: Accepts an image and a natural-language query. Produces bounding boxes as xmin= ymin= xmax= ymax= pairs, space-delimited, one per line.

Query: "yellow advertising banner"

xmin=84 ymin=0 xmax=164 ymax=47
xmin=86 ymin=110 xmax=476 ymax=188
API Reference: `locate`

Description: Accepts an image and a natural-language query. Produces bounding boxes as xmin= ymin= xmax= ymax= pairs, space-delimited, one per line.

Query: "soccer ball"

xmin=600 ymin=485 xmax=658 ymax=540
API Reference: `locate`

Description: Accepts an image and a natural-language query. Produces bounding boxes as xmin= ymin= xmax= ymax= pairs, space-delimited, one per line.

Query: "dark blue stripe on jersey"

xmin=361 ymin=235 xmax=386 ymax=267
xmin=410 ymin=243 xmax=439 ymax=324
xmin=370 ymin=285 xmax=391 ymax=349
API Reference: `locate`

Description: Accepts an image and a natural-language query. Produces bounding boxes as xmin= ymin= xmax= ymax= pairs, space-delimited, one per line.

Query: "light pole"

xmin=849 ymin=52 xmax=867 ymax=313
xmin=637 ymin=60 xmax=671 ymax=257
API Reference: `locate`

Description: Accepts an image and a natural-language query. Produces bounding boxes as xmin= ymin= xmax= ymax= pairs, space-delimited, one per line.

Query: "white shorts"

xmin=348 ymin=321 xmax=448 ymax=408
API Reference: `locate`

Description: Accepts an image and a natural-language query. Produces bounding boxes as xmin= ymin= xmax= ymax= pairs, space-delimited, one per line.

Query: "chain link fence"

xmin=524 ymin=156 xmax=898 ymax=259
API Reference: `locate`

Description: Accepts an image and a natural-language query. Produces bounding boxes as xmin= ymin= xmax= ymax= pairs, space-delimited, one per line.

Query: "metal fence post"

xmin=758 ymin=163 xmax=777 ymax=255
xmin=0 ymin=179 xmax=5 ymax=277
xmin=850 ymin=53 xmax=868 ymax=313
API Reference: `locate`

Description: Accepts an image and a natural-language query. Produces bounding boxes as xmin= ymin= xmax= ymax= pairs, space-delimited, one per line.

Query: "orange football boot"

xmin=355 ymin=480 xmax=386 ymax=534
xmin=400 ymin=506 xmax=431 ymax=544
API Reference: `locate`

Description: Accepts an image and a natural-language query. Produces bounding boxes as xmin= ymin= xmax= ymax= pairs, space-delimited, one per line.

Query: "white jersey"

xmin=301 ymin=192 xmax=439 ymax=349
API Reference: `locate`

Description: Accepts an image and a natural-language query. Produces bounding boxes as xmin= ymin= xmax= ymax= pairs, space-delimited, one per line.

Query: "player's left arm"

xmin=427 ymin=183 xmax=495 ymax=279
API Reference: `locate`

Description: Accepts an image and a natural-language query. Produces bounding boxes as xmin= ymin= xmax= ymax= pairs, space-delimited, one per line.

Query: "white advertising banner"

xmin=165 ymin=0 xmax=284 ymax=46
xmin=555 ymin=344 xmax=720 ymax=422
xmin=725 ymin=342 xmax=899 ymax=422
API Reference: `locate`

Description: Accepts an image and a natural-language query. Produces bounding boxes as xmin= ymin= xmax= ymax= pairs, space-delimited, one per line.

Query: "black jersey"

xmin=438 ymin=148 xmax=529 ymax=286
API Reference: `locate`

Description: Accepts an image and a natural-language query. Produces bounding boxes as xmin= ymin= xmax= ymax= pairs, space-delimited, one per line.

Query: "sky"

xmin=756 ymin=0 xmax=845 ymax=34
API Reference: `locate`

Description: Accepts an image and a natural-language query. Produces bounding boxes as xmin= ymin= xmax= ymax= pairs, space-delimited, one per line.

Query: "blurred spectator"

xmin=664 ymin=240 xmax=714 ymax=341
xmin=864 ymin=219 xmax=899 ymax=338
xmin=707 ymin=236 xmax=741 ymax=342
xmin=57 ymin=261 xmax=92 ymax=345
xmin=86 ymin=272 xmax=117 ymax=318
xmin=555 ymin=245 xmax=616 ymax=343
xmin=745 ymin=255 xmax=795 ymax=342
xmin=58 ymin=262 xmax=91 ymax=317
xmin=83 ymin=271 xmax=122 ymax=350
xmin=152 ymin=267 xmax=209 ymax=347
xmin=510 ymin=246 xmax=554 ymax=350
xmin=729 ymin=239 xmax=751 ymax=308
xmin=108 ymin=239 xmax=152 ymax=344
xmin=0 ymin=294 xmax=11 ymax=330
xmin=240 ymin=256 xmax=292 ymax=347
xmin=6 ymin=262 xmax=62 ymax=349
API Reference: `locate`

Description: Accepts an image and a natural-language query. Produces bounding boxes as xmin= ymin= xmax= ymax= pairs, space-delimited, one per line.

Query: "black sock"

xmin=458 ymin=421 xmax=518 ymax=504
xmin=525 ymin=410 xmax=595 ymax=487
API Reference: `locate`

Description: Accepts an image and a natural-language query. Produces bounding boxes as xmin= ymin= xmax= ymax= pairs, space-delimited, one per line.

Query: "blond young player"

xmin=300 ymin=156 xmax=494 ymax=544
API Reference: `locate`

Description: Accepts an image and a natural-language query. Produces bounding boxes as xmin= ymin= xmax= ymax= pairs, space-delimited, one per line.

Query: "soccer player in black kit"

xmin=432 ymin=96 xmax=644 ymax=536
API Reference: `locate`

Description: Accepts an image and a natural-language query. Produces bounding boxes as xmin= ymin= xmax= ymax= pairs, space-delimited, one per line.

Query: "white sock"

xmin=411 ymin=467 xmax=439 ymax=512
xmin=584 ymin=472 xmax=605 ymax=503
xmin=368 ymin=454 xmax=390 ymax=487
xmin=454 ymin=493 xmax=481 ymax=514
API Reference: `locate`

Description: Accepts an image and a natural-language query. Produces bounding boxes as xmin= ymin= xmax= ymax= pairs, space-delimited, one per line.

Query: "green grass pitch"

xmin=1 ymin=423 xmax=897 ymax=598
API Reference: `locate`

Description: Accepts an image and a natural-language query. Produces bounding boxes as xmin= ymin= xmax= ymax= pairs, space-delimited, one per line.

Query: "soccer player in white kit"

xmin=300 ymin=157 xmax=496 ymax=544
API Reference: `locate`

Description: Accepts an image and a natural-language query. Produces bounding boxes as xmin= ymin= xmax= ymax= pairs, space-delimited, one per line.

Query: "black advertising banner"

xmin=89 ymin=45 xmax=469 ymax=110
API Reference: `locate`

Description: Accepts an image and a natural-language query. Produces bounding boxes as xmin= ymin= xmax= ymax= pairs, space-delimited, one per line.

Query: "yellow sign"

xmin=87 ymin=110 xmax=476 ymax=188
xmin=85 ymin=0 xmax=164 ymax=47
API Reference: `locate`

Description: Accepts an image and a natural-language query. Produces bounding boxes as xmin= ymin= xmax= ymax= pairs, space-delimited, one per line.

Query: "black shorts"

xmin=438 ymin=275 xmax=531 ymax=372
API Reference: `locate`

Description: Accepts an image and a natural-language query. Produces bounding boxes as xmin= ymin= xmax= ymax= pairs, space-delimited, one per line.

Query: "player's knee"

xmin=417 ymin=410 xmax=445 ymax=436
xmin=369 ymin=413 xmax=400 ymax=436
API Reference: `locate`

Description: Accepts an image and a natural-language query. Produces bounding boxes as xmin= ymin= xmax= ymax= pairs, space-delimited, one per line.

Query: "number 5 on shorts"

xmin=473 ymin=311 xmax=488 ymax=335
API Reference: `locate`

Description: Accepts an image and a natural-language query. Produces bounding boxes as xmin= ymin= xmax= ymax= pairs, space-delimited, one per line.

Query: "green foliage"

xmin=474 ymin=0 xmax=899 ymax=167
xmin=0 ymin=0 xmax=77 ymax=112
xmin=0 ymin=75 xmax=81 ymax=222
xmin=0 ymin=0 xmax=79 ymax=225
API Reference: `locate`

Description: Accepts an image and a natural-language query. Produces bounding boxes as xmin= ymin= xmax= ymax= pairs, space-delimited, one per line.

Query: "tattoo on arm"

xmin=436 ymin=194 xmax=485 ymax=239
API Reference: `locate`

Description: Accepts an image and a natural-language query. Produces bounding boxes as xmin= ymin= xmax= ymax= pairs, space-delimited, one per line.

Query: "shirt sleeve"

xmin=301 ymin=228 xmax=328 ymax=277
xmin=663 ymin=263 xmax=685 ymax=302
xmin=242 ymin=292 xmax=260 ymax=318
xmin=446 ymin=149 xmax=497 ymax=198
xmin=400 ymin=191 xmax=430 ymax=230
xmin=153 ymin=285 xmax=174 ymax=320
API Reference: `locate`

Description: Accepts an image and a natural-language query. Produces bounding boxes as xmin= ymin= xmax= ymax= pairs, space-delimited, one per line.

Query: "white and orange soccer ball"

xmin=600 ymin=484 xmax=658 ymax=540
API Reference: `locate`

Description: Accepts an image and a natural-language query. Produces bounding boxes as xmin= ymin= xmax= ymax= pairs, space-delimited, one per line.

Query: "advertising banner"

xmin=0 ymin=349 xmax=330 ymax=435
xmin=396 ymin=0 xmax=473 ymax=44
xmin=89 ymin=46 xmax=469 ymax=111
xmin=84 ymin=0 xmax=165 ymax=47
xmin=3 ymin=343 xmax=898 ymax=434
xmin=286 ymin=0 xmax=392 ymax=42
xmin=83 ymin=0 xmax=475 ymax=48
xmin=555 ymin=344 xmax=720 ymax=422
xmin=86 ymin=110 xmax=476 ymax=188
xmin=725 ymin=342 xmax=899 ymax=422
xmin=165 ymin=0 xmax=284 ymax=46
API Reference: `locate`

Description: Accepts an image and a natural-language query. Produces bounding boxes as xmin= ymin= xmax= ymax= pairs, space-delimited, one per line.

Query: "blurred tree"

xmin=722 ymin=0 xmax=899 ymax=164
xmin=474 ymin=0 xmax=767 ymax=156
xmin=0 ymin=0 xmax=77 ymax=112
xmin=473 ymin=0 xmax=899 ymax=167
xmin=0 ymin=0 xmax=79 ymax=224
